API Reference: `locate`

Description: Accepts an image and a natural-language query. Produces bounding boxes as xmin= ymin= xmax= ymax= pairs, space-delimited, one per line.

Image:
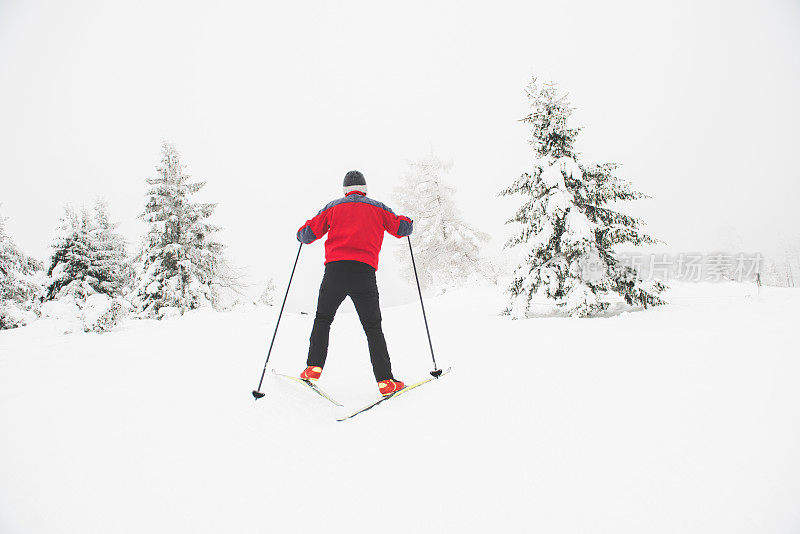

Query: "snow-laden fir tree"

xmin=0 ymin=209 xmax=43 ymax=329
xmin=499 ymin=78 xmax=665 ymax=318
xmin=392 ymin=151 xmax=489 ymax=291
xmin=132 ymin=141 xmax=225 ymax=317
xmin=46 ymin=205 xmax=96 ymax=301
xmin=89 ymin=199 xmax=130 ymax=297
xmin=46 ymin=201 xmax=129 ymax=300
xmin=43 ymin=204 xmax=129 ymax=333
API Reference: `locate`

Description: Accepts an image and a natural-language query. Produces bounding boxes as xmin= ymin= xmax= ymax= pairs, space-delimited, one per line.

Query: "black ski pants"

xmin=306 ymin=260 xmax=394 ymax=381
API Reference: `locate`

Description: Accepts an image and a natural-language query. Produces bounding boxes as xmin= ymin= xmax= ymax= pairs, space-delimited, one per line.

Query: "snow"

xmin=561 ymin=207 xmax=595 ymax=246
xmin=558 ymin=155 xmax=583 ymax=180
xmin=0 ymin=303 xmax=36 ymax=329
xmin=39 ymin=297 xmax=83 ymax=333
xmin=1 ymin=282 xmax=799 ymax=533
xmin=540 ymin=161 xmax=566 ymax=189
xmin=545 ymin=187 xmax=572 ymax=216
xmin=564 ymin=280 xmax=600 ymax=314
xmin=157 ymin=306 xmax=180 ymax=319
xmin=38 ymin=294 xmax=123 ymax=333
xmin=82 ymin=294 xmax=113 ymax=326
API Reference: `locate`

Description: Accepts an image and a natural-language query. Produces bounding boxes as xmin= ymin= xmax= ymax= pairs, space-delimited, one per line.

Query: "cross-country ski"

xmin=337 ymin=367 xmax=452 ymax=422
xmin=271 ymin=370 xmax=343 ymax=406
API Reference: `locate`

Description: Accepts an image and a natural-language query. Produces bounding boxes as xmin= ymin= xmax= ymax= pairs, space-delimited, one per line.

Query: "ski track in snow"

xmin=1 ymin=282 xmax=799 ymax=533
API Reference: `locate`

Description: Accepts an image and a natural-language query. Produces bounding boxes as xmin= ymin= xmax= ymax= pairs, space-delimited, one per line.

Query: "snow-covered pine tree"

xmin=499 ymin=78 xmax=665 ymax=318
xmin=132 ymin=141 xmax=225 ymax=317
xmin=89 ymin=198 xmax=129 ymax=297
xmin=392 ymin=151 xmax=489 ymax=291
xmin=0 ymin=209 xmax=43 ymax=329
xmin=42 ymin=204 xmax=128 ymax=332
xmin=45 ymin=205 xmax=96 ymax=301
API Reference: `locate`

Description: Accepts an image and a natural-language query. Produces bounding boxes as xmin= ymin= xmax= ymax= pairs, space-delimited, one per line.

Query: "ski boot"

xmin=300 ymin=366 xmax=322 ymax=381
xmin=378 ymin=379 xmax=405 ymax=396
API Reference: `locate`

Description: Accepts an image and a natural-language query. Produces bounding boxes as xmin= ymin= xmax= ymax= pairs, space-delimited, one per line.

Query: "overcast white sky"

xmin=1 ymin=0 xmax=798 ymax=306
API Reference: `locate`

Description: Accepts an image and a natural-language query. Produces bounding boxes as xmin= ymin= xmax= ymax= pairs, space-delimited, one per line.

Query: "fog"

xmin=1 ymin=0 xmax=798 ymax=305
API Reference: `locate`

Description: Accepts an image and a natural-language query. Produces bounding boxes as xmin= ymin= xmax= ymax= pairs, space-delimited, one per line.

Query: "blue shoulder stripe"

xmin=317 ymin=195 xmax=396 ymax=215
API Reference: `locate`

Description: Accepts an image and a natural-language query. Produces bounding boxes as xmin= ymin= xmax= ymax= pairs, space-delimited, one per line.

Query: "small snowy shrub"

xmin=40 ymin=296 xmax=83 ymax=334
xmin=82 ymin=294 xmax=126 ymax=333
xmin=0 ymin=303 xmax=37 ymax=330
xmin=258 ymin=278 xmax=276 ymax=306
xmin=40 ymin=284 xmax=128 ymax=334
xmin=157 ymin=306 xmax=181 ymax=319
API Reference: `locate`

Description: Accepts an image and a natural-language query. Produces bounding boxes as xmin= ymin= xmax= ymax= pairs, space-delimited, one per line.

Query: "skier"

xmin=296 ymin=170 xmax=413 ymax=396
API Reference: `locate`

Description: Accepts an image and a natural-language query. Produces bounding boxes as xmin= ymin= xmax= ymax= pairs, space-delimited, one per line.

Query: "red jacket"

xmin=297 ymin=191 xmax=413 ymax=270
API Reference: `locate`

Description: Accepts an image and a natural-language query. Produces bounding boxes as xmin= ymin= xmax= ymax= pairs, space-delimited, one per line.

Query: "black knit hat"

xmin=343 ymin=170 xmax=367 ymax=195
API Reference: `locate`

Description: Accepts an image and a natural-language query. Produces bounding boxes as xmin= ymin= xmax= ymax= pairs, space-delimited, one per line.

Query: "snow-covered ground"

xmin=1 ymin=282 xmax=799 ymax=533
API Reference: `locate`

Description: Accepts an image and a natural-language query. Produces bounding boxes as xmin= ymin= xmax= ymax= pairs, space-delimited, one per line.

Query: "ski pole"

xmin=407 ymin=236 xmax=442 ymax=378
xmin=252 ymin=242 xmax=303 ymax=399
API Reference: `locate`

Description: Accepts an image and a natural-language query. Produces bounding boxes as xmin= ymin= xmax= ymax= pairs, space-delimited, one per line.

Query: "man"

xmin=296 ymin=170 xmax=413 ymax=396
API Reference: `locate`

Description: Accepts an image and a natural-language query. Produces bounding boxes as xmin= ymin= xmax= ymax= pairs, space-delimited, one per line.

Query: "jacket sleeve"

xmin=381 ymin=209 xmax=413 ymax=238
xmin=297 ymin=207 xmax=330 ymax=244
